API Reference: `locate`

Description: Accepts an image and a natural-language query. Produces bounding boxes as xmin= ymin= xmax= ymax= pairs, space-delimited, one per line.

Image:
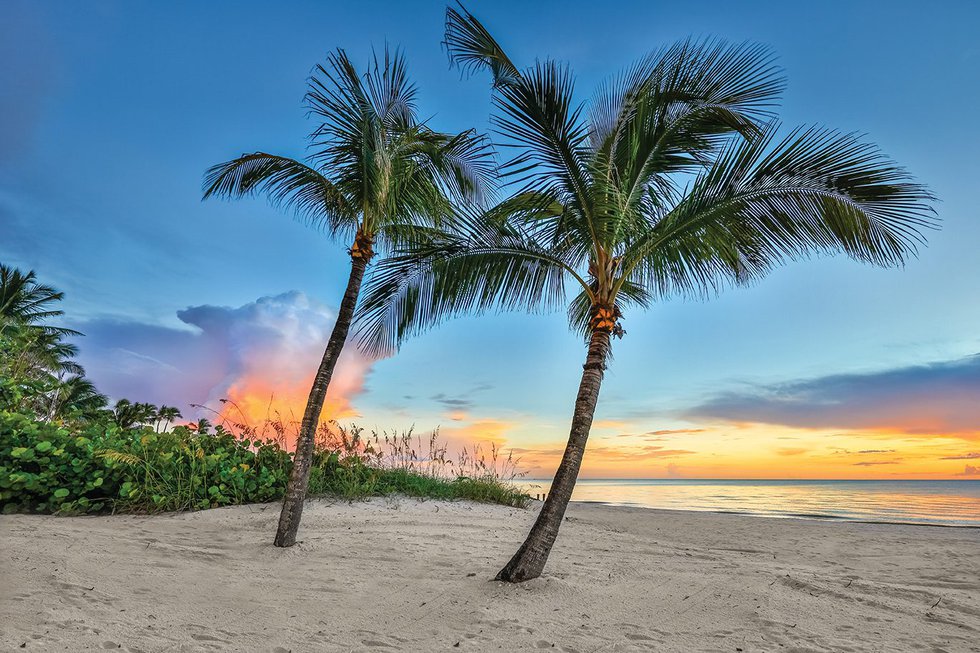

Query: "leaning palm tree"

xmin=357 ymin=6 xmax=936 ymax=582
xmin=203 ymin=47 xmax=492 ymax=547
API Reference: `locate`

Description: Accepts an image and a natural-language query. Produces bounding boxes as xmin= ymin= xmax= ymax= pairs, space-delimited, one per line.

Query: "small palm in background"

xmin=0 ymin=263 xmax=107 ymax=421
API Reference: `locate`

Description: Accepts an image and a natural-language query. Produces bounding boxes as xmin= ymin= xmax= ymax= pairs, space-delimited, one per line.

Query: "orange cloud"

xmin=941 ymin=452 xmax=980 ymax=460
xmin=646 ymin=428 xmax=707 ymax=436
xmin=592 ymin=419 xmax=630 ymax=430
xmin=173 ymin=292 xmax=384 ymax=449
xmin=439 ymin=419 xmax=512 ymax=451
xmin=508 ymin=439 xmax=697 ymax=478
xmin=218 ymin=347 xmax=376 ymax=442
xmin=776 ymin=447 xmax=808 ymax=456
xmin=501 ymin=421 xmax=977 ymax=480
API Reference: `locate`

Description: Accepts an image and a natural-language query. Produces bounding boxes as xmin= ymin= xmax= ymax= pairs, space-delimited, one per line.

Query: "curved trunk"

xmin=274 ymin=251 xmax=370 ymax=548
xmin=496 ymin=328 xmax=611 ymax=582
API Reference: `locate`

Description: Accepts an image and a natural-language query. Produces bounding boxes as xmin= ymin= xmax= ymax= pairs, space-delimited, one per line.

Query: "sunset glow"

xmin=6 ymin=1 xmax=978 ymax=484
xmin=213 ymin=350 xmax=375 ymax=442
xmin=236 ymin=351 xmax=978 ymax=480
xmin=5 ymin=4 xmax=980 ymax=651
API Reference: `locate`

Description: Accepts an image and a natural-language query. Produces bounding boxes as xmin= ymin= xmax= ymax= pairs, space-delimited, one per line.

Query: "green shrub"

xmin=104 ymin=428 xmax=293 ymax=512
xmin=0 ymin=412 xmax=125 ymax=513
xmin=0 ymin=413 xmax=530 ymax=515
xmin=0 ymin=412 xmax=293 ymax=514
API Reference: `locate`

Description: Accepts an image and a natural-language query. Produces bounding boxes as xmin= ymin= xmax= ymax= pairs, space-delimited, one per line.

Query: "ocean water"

xmin=517 ymin=479 xmax=980 ymax=527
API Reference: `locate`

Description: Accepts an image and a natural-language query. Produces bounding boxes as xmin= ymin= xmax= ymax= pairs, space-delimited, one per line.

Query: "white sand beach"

xmin=2 ymin=499 xmax=978 ymax=652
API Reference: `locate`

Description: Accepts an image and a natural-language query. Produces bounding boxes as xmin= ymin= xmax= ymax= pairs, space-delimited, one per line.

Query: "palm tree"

xmin=357 ymin=6 xmax=937 ymax=582
xmin=203 ymin=47 xmax=492 ymax=547
xmin=52 ymin=376 xmax=108 ymax=421
xmin=111 ymin=400 xmax=159 ymax=430
xmin=0 ymin=263 xmax=89 ymax=418
xmin=157 ymin=405 xmax=182 ymax=432
xmin=0 ymin=263 xmax=80 ymax=338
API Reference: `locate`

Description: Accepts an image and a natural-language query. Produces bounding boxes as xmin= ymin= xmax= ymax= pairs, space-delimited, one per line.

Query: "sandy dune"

xmin=2 ymin=499 xmax=978 ymax=652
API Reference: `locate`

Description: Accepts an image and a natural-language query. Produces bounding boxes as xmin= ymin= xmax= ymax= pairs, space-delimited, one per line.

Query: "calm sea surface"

xmin=517 ymin=479 xmax=980 ymax=527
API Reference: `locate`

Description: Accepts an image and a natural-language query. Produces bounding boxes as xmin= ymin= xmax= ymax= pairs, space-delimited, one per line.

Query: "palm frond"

xmin=355 ymin=218 xmax=583 ymax=356
xmin=302 ymin=46 xmax=495 ymax=239
xmin=363 ymin=44 xmax=418 ymax=128
xmin=445 ymin=6 xmax=593 ymax=229
xmin=0 ymin=264 xmax=72 ymax=326
xmin=587 ymin=39 xmax=785 ymax=248
xmin=399 ymin=126 xmax=497 ymax=203
xmin=620 ymin=123 xmax=937 ymax=299
xmin=444 ymin=5 xmax=521 ymax=86
xmin=202 ymin=153 xmax=353 ymax=235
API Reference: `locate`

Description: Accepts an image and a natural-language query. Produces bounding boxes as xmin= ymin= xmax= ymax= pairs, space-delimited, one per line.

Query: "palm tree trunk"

xmin=496 ymin=327 xmax=611 ymax=582
xmin=273 ymin=250 xmax=370 ymax=548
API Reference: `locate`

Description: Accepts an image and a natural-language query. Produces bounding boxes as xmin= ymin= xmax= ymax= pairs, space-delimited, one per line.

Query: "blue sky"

xmin=2 ymin=0 xmax=978 ymax=477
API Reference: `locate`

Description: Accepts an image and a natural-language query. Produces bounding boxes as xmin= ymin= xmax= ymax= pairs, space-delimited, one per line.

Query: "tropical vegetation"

xmin=0 ymin=264 xmax=529 ymax=516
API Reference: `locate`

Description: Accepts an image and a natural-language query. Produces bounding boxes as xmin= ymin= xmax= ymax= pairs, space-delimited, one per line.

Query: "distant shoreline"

xmin=519 ymin=477 xmax=980 ymax=482
xmin=515 ymin=478 xmax=980 ymax=527
xmin=566 ymin=500 xmax=980 ymax=529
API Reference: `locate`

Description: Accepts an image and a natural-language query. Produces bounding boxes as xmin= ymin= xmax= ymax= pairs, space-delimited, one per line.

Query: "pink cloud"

xmin=76 ymin=292 xmax=381 ymax=436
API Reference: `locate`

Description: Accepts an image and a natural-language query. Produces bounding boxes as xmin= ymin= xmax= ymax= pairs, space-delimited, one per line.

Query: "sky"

xmin=2 ymin=0 xmax=979 ymax=480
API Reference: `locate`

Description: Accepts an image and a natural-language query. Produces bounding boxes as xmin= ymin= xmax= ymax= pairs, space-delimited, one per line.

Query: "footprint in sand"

xmin=190 ymin=633 xmax=230 ymax=643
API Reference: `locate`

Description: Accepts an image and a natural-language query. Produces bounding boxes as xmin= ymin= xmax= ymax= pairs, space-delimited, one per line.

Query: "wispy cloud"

xmin=588 ymin=445 xmax=697 ymax=461
xmin=431 ymin=393 xmax=473 ymax=410
xmin=940 ymin=452 xmax=980 ymax=460
xmin=430 ymin=384 xmax=494 ymax=421
xmin=511 ymin=442 xmax=696 ymax=475
xmin=777 ymin=447 xmax=808 ymax=456
xmin=592 ymin=419 xmax=629 ymax=430
xmin=611 ymin=428 xmax=706 ymax=441
xmin=647 ymin=428 xmax=706 ymax=436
